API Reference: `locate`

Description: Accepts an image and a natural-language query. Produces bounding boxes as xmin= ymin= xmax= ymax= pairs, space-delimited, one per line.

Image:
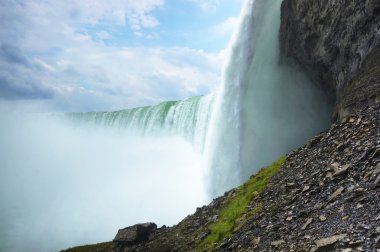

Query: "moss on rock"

xmin=199 ymin=156 xmax=286 ymax=250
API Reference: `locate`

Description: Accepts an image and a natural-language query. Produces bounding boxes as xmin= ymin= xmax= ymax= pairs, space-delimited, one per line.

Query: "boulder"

xmin=314 ymin=234 xmax=347 ymax=250
xmin=113 ymin=222 xmax=157 ymax=245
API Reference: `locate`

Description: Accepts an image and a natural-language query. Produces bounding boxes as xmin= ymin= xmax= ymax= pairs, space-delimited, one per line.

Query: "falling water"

xmin=65 ymin=95 xmax=214 ymax=152
xmin=63 ymin=0 xmax=333 ymax=197
xmin=204 ymin=0 xmax=333 ymax=196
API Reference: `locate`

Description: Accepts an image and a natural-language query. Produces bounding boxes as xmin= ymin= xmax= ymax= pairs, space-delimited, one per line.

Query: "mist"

xmin=0 ymin=111 xmax=207 ymax=252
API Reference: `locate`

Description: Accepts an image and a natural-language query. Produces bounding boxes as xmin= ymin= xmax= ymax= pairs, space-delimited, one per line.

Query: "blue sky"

xmin=0 ymin=0 xmax=243 ymax=112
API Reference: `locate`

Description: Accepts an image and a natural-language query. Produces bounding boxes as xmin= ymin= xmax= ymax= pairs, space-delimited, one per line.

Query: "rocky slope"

xmin=280 ymin=0 xmax=380 ymax=120
xmin=63 ymin=104 xmax=380 ymax=251
xmin=218 ymin=104 xmax=380 ymax=251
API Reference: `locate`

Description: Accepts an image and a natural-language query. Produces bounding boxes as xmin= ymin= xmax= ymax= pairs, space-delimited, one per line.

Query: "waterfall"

xmin=204 ymin=0 xmax=333 ymax=196
xmin=64 ymin=95 xmax=214 ymax=152
xmin=63 ymin=0 xmax=333 ymax=197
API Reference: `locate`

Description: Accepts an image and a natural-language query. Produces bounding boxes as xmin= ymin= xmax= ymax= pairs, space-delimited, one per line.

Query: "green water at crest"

xmin=65 ymin=95 xmax=214 ymax=151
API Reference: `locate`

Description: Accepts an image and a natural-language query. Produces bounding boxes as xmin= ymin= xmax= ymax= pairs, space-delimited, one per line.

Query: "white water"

xmin=0 ymin=0 xmax=334 ymax=251
xmin=65 ymin=95 xmax=214 ymax=152
xmin=204 ymin=0 xmax=332 ymax=196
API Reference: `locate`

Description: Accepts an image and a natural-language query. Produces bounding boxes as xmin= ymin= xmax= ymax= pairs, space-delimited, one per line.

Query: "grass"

xmin=199 ymin=156 xmax=286 ymax=250
xmin=60 ymin=242 xmax=112 ymax=252
xmin=375 ymin=95 xmax=380 ymax=103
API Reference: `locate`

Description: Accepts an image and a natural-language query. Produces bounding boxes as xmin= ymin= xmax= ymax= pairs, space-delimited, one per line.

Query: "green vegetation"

xmin=375 ymin=95 xmax=380 ymax=103
xmin=199 ymin=156 xmax=286 ymax=250
xmin=60 ymin=242 xmax=112 ymax=252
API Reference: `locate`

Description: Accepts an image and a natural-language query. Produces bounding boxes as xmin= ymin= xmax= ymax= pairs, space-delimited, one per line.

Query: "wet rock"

xmin=338 ymin=205 xmax=345 ymax=213
xmin=372 ymin=163 xmax=380 ymax=176
xmin=302 ymin=218 xmax=313 ymax=230
xmin=356 ymin=203 xmax=364 ymax=209
xmin=373 ymin=175 xmax=380 ymax=188
xmin=286 ymin=216 xmax=293 ymax=221
xmin=341 ymin=249 xmax=353 ymax=252
xmin=328 ymin=187 xmax=345 ymax=202
xmin=302 ymin=185 xmax=310 ymax=192
xmin=113 ymin=223 xmax=157 ymax=244
xmin=251 ymin=237 xmax=261 ymax=246
xmin=210 ymin=215 xmax=219 ymax=222
xmin=309 ymin=136 xmax=323 ymax=147
xmin=348 ymin=240 xmax=363 ymax=247
xmin=332 ymin=164 xmax=351 ymax=177
xmin=199 ymin=230 xmax=210 ymax=240
xmin=314 ymin=234 xmax=347 ymax=249
xmin=271 ymin=239 xmax=285 ymax=246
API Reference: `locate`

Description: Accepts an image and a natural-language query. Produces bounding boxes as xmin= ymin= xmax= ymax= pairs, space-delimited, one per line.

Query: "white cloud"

xmin=212 ymin=16 xmax=239 ymax=37
xmin=49 ymin=44 xmax=223 ymax=111
xmin=0 ymin=39 xmax=224 ymax=111
xmin=187 ymin=0 xmax=243 ymax=11
xmin=74 ymin=34 xmax=92 ymax=42
xmin=188 ymin=0 xmax=221 ymax=11
xmin=75 ymin=0 xmax=163 ymax=30
xmin=34 ymin=58 xmax=56 ymax=72
xmin=96 ymin=31 xmax=111 ymax=40
xmin=0 ymin=0 xmax=229 ymax=112
xmin=0 ymin=0 xmax=164 ymax=40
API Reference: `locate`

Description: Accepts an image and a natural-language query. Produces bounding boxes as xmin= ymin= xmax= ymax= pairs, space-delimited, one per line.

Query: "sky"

xmin=0 ymin=0 xmax=243 ymax=112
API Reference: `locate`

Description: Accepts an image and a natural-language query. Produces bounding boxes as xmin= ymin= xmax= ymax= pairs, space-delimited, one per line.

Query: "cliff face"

xmin=280 ymin=0 xmax=380 ymax=120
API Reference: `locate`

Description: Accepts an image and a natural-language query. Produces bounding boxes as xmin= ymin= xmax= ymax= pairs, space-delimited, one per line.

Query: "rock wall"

xmin=280 ymin=0 xmax=380 ymax=120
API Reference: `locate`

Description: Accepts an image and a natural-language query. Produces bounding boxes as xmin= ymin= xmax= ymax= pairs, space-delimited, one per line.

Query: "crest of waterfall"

xmin=204 ymin=0 xmax=333 ymax=196
xmin=64 ymin=95 xmax=214 ymax=152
